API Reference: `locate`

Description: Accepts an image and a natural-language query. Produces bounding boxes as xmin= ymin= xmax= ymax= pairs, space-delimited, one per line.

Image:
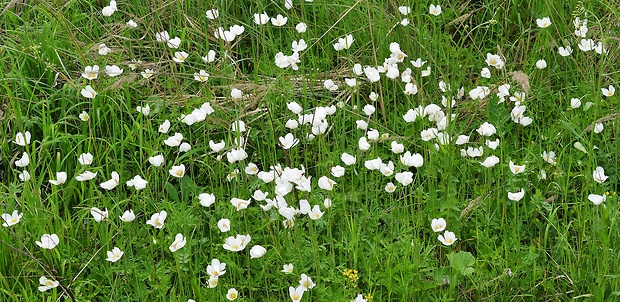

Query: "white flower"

xmin=429 ymin=4 xmax=442 ymax=16
xmin=333 ymin=34 xmax=354 ymax=51
xmin=164 ymin=133 xmax=183 ymax=147
xmin=271 ymin=14 xmax=288 ymax=26
xmin=18 ymin=170 xmax=30 ymax=182
xmin=169 ymin=164 xmax=186 ymax=178
xmin=290 ymin=286 xmax=305 ymax=302
xmin=169 ymin=233 xmax=187 ymax=252
xmin=324 ymin=198 xmax=332 ymax=208
xmin=226 ymin=148 xmax=248 ymax=163
xmin=105 ymin=65 xmax=123 ymax=77
xmin=78 ymin=153 xmax=93 ymax=165
xmin=98 ymin=43 xmax=111 ymax=55
xmin=79 ymin=111 xmax=90 ymax=121
xmin=169 ymin=37 xmax=182 ymax=48
xmin=486 ymin=139 xmax=500 ymax=149
xmin=226 ymin=288 xmax=238 ymax=300
xmin=231 ymin=88 xmax=243 ymax=100
xmin=400 ymin=151 xmax=423 ymax=167
xmin=508 ymin=189 xmax=525 ymax=201
xmin=385 ymin=182 xmax=396 ymax=193
xmin=485 ymin=53 xmax=504 ymax=69
xmin=126 ymin=175 xmax=148 ymax=190
xmin=198 ymin=193 xmax=216 ymax=207
xmin=254 ymin=12 xmax=270 ymax=25
xmin=292 ymin=39 xmax=307 ymax=52
xmin=279 ymin=133 xmax=299 ymax=149
xmin=399 ymin=6 xmax=411 ymax=15
xmin=476 ymin=122 xmax=496 ymax=137
xmin=207 ymin=258 xmax=227 ymax=278
xmin=75 ymin=171 xmax=97 ymax=181
xmin=356 ymin=120 xmax=368 ymax=130
xmin=282 ymin=263 xmax=294 ymax=274
xmin=438 ymin=231 xmax=457 ymax=246
xmin=324 ymin=79 xmax=338 ymax=91
xmin=141 ymin=69 xmax=155 ymax=79
xmin=341 ymin=153 xmax=356 ymax=165
xmin=126 ymin=20 xmax=138 ymax=28
xmin=81 ymin=85 xmax=97 ymax=99
xmin=542 ymin=151 xmax=557 ymax=165
xmin=318 ymin=176 xmax=336 ymax=191
xmin=411 ymin=58 xmax=427 ymax=68
xmin=588 ymin=194 xmax=606 ymax=205
xmin=106 ymin=247 xmax=124 ymax=262
xmin=578 ymin=39 xmax=595 ymax=52
xmin=404 ymin=83 xmax=418 ymax=95
xmin=390 ymin=141 xmax=405 ymax=154
xmin=299 ymin=274 xmax=316 ymax=290
xmin=480 ymin=156 xmax=500 ymax=168
xmin=38 ymin=276 xmax=59 ymax=292
xmin=205 ymin=9 xmax=219 ymax=20
xmin=509 ymin=160 xmax=526 ymax=175
xmin=309 ymin=205 xmax=324 ymax=220
xmin=367 ymin=128 xmax=379 ymax=141
xmin=202 ymin=50 xmax=217 ymax=63
xmin=36 ymin=234 xmax=60 ymax=249
xmin=431 ymin=218 xmax=446 ymax=232
xmin=558 ymin=46 xmax=573 ymax=57
xmin=209 ymin=140 xmax=226 ymax=152
xmin=146 ymin=210 xmax=167 ymax=229
xmin=217 ymin=218 xmax=231 ymax=232
xmin=223 ymin=234 xmax=251 ymax=252
xmin=570 ymin=98 xmax=582 ymax=108
xmin=2 ymin=210 xmax=23 ymax=227
xmin=455 ymin=135 xmax=470 ymax=145
xmin=82 ymin=65 xmax=99 ymax=80
xmin=601 ymin=85 xmax=615 ymax=97
xmin=179 ymin=142 xmax=191 ymax=152
xmin=90 ymin=207 xmax=108 ymax=222
xmin=535 ymin=59 xmax=547 ymax=69
xmin=403 ymin=109 xmax=418 ymax=122
xmin=194 ymin=70 xmax=209 ymax=82
xmin=296 ymin=22 xmax=307 ymax=33
xmin=230 ymin=198 xmax=251 ymax=211
xmin=592 ymin=166 xmax=608 ymax=183
xmin=100 ymin=171 xmax=120 ymax=190
xmin=480 ymin=67 xmax=491 ymax=78
xmin=250 ymin=245 xmax=267 ymax=258
xmin=149 ymin=154 xmax=165 ymax=167
xmin=156 ymin=31 xmax=170 ymax=42
xmin=119 ymin=210 xmax=135 ymax=222
xmin=15 ymin=152 xmax=30 ymax=167
xmin=593 ymin=122 xmax=604 ymax=134
xmin=358 ymin=136 xmax=371 ymax=151
xmin=173 ymin=51 xmax=189 ymax=63
xmin=395 ymin=171 xmax=413 ymax=186
xmin=101 ymin=0 xmax=117 ymax=16
xmin=536 ymin=17 xmax=552 ymax=28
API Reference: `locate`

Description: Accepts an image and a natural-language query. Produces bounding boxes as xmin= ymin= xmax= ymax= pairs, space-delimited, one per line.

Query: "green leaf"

xmin=447 ymin=251 xmax=475 ymax=276
xmin=165 ymin=182 xmax=180 ymax=202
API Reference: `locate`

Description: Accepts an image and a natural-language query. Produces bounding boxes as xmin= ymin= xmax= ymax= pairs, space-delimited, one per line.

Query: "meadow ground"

xmin=0 ymin=0 xmax=619 ymax=301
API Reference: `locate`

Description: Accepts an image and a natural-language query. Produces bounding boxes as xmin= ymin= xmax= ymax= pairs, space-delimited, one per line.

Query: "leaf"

xmin=165 ymin=182 xmax=180 ymax=202
xmin=447 ymin=251 xmax=475 ymax=276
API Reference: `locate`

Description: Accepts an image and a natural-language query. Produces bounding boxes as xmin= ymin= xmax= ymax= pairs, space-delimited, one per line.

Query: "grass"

xmin=0 ymin=0 xmax=619 ymax=301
